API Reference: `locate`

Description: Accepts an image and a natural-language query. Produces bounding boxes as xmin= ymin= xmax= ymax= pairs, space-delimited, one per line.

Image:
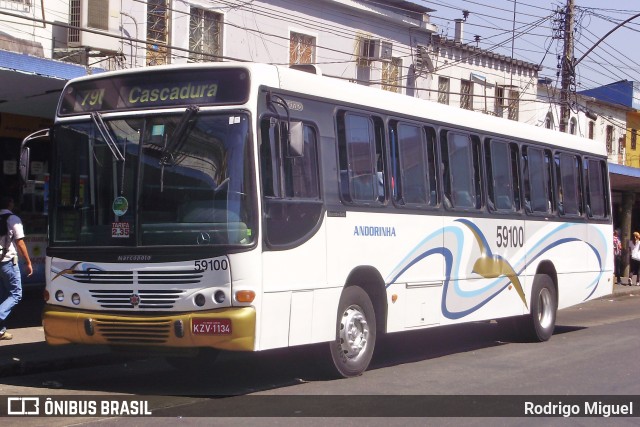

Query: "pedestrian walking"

xmin=0 ymin=196 xmax=33 ymax=340
xmin=629 ymin=231 xmax=640 ymax=286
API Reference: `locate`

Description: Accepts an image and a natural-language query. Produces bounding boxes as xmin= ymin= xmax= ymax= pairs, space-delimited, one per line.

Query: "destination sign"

xmin=58 ymin=67 xmax=250 ymax=116
xmin=125 ymin=82 xmax=219 ymax=106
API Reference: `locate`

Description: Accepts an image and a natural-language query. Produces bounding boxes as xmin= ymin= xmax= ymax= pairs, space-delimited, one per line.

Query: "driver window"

xmin=259 ymin=118 xmax=319 ymax=200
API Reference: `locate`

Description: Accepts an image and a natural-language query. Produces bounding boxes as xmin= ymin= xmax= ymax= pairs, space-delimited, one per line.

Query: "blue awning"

xmin=0 ymin=49 xmax=106 ymax=118
xmin=609 ymin=162 xmax=640 ymax=192
xmin=0 ymin=49 xmax=104 ymax=79
xmin=609 ymin=162 xmax=640 ymax=178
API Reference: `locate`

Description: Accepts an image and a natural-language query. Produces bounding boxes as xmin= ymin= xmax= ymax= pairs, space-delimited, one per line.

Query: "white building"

xmin=536 ymin=78 xmax=629 ymax=164
xmin=0 ymin=0 xmax=540 ymax=121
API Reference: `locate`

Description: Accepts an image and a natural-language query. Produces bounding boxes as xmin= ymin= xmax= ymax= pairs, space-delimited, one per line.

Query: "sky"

xmin=414 ymin=0 xmax=640 ymax=93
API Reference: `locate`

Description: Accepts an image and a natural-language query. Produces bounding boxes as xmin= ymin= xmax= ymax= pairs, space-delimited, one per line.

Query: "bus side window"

xmin=259 ymin=118 xmax=280 ymax=198
xmin=259 ymin=116 xmax=322 ymax=248
xmin=584 ymin=158 xmax=608 ymax=218
xmin=555 ymin=152 xmax=583 ymax=216
xmin=337 ymin=111 xmax=385 ymax=204
xmin=440 ymin=130 xmax=481 ymax=210
xmin=509 ymin=142 xmax=522 ymax=211
xmin=426 ymin=127 xmax=438 ymax=206
xmin=390 ymin=121 xmax=437 ymax=207
xmin=485 ymin=139 xmax=520 ymax=213
xmin=259 ymin=117 xmax=319 ymax=199
xmin=523 ymin=146 xmax=553 ymax=215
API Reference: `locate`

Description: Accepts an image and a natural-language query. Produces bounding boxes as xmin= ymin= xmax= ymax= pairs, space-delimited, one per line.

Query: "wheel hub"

xmin=338 ymin=305 xmax=369 ymax=360
xmin=537 ymin=287 xmax=553 ymax=329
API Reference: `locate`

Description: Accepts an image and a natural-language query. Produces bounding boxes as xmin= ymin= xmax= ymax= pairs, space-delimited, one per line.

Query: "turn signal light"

xmin=43 ymin=290 xmax=50 ymax=302
xmin=235 ymin=290 xmax=255 ymax=303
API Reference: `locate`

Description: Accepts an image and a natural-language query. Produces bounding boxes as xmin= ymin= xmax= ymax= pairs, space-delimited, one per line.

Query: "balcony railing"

xmin=0 ymin=0 xmax=30 ymax=12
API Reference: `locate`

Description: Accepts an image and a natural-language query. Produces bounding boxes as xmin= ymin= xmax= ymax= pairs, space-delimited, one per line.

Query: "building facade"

xmin=537 ymin=79 xmax=630 ymax=164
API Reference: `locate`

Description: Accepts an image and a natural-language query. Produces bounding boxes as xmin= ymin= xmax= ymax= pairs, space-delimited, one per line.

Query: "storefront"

xmin=0 ymin=49 xmax=103 ymax=287
xmin=609 ymin=162 xmax=640 ymax=280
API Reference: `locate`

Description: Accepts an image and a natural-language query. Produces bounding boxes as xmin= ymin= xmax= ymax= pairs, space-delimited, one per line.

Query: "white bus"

xmin=36 ymin=62 xmax=612 ymax=377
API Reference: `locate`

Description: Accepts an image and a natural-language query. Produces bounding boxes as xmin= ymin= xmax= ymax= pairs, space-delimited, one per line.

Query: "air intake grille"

xmin=71 ymin=269 xmax=204 ymax=285
xmin=71 ymin=271 xmax=133 ymax=285
xmin=94 ymin=318 xmax=171 ymax=344
xmin=89 ymin=289 xmax=187 ymax=309
xmin=67 ymin=268 xmax=206 ymax=309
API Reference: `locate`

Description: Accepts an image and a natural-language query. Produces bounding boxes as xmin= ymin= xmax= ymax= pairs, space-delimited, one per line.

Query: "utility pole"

xmin=559 ymin=0 xmax=574 ymax=133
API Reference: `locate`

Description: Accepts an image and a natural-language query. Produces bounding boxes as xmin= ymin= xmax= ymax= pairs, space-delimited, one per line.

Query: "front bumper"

xmin=42 ymin=305 xmax=256 ymax=351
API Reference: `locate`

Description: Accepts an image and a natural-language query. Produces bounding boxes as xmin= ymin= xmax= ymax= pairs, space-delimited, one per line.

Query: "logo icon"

xmin=130 ymin=294 xmax=141 ymax=307
xmin=7 ymin=397 xmax=40 ymax=415
xmin=197 ymin=232 xmax=212 ymax=245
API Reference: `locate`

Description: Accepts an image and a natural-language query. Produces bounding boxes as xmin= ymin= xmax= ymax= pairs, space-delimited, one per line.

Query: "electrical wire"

xmin=1 ymin=0 xmax=638 ymax=141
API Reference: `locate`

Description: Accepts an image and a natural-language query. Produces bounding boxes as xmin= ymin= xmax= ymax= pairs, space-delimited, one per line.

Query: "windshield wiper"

xmin=160 ymin=105 xmax=199 ymax=166
xmin=91 ymin=112 xmax=125 ymax=162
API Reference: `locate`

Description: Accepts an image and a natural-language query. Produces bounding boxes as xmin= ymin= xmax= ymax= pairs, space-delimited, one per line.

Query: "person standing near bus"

xmin=0 ymin=196 xmax=33 ymax=340
xmin=629 ymin=231 xmax=640 ymax=286
xmin=613 ymin=229 xmax=622 ymax=285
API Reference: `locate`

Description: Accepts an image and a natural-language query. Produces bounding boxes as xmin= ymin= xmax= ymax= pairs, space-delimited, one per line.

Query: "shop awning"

xmin=0 ymin=49 xmax=104 ymax=119
xmin=609 ymin=162 xmax=640 ymax=192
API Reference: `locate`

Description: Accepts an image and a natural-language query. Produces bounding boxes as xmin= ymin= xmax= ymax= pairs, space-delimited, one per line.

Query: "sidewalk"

xmin=0 ymin=326 xmax=123 ymax=377
xmin=0 ymin=283 xmax=638 ymax=378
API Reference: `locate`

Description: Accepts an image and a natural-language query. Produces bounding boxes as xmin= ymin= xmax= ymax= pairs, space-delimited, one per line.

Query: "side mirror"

xmin=20 ymin=128 xmax=50 ymax=183
xmin=286 ymin=121 xmax=304 ymax=158
xmin=20 ymin=146 xmax=31 ymax=183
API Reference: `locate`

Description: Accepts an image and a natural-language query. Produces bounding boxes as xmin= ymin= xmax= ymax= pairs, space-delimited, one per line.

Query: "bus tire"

xmin=521 ymin=274 xmax=557 ymax=342
xmin=329 ymin=285 xmax=376 ymax=378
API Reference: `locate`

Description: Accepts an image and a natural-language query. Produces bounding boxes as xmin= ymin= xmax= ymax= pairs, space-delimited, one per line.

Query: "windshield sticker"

xmin=112 ymin=222 xmax=130 ymax=238
xmin=112 ymin=196 xmax=129 ymax=216
xmin=151 ymin=124 xmax=165 ymax=136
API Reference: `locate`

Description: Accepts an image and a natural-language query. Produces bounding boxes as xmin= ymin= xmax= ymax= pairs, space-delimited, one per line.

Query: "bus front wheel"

xmin=520 ymin=274 xmax=557 ymax=342
xmin=329 ymin=285 xmax=377 ymax=378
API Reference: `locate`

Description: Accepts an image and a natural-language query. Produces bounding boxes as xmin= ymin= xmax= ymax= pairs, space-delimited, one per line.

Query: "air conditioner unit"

xmin=68 ymin=0 xmax=120 ymax=53
xmin=414 ymin=44 xmax=434 ymax=71
xmin=360 ymin=39 xmax=393 ymax=61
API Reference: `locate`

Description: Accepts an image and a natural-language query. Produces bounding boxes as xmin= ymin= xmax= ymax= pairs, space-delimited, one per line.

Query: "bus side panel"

xmin=286 ymin=287 xmax=341 ymax=347
xmin=556 ymin=222 xmax=612 ymax=308
xmin=384 ymin=213 xmax=445 ymax=333
xmin=591 ymin=223 xmax=614 ymax=299
xmin=258 ymin=291 xmax=291 ymax=350
xmin=260 ymin=222 xmax=331 ymax=349
xmin=262 ymin=222 xmax=327 ymax=293
xmin=327 ymin=211 xmax=446 ymax=333
xmin=439 ymin=216 xmax=528 ymax=325
xmin=524 ymin=220 xmax=609 ymax=309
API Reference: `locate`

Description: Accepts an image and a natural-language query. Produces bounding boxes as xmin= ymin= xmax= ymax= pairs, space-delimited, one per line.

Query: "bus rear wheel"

xmin=329 ymin=285 xmax=376 ymax=378
xmin=520 ymin=274 xmax=557 ymax=342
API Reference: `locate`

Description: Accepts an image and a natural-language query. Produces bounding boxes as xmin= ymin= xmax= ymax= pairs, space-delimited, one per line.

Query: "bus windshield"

xmin=50 ymin=112 xmax=255 ymax=247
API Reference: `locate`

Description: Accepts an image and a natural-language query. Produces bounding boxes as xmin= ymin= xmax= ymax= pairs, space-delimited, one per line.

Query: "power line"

xmin=2 ymin=0 xmax=633 ymax=135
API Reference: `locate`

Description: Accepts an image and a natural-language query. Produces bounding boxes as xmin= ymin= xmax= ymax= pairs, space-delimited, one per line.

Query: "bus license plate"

xmin=192 ymin=318 xmax=232 ymax=335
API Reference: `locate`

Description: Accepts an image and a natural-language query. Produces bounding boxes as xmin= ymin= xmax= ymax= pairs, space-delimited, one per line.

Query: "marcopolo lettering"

xmin=117 ymin=255 xmax=152 ymax=262
xmin=353 ymin=225 xmax=397 ymax=237
xmin=127 ymin=83 xmax=218 ymax=105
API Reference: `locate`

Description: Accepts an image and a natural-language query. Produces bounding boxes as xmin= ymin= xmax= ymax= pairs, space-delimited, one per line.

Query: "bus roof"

xmin=273 ymin=64 xmax=607 ymax=157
